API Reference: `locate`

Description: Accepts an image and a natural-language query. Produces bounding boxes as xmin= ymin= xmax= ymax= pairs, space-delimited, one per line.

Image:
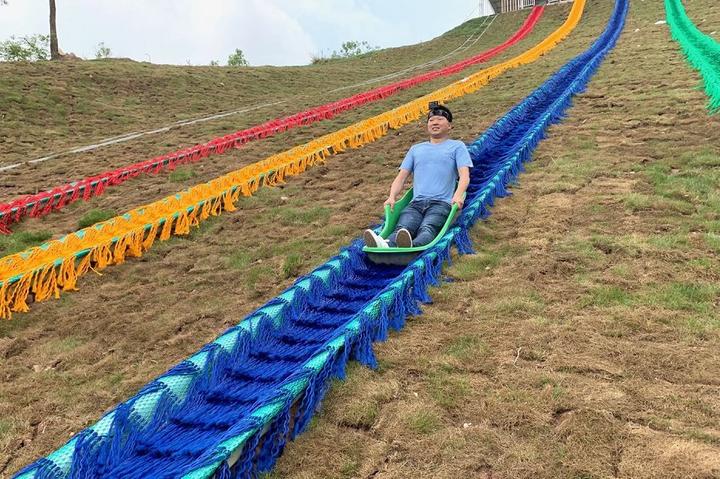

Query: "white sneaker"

xmin=395 ymin=228 xmax=413 ymax=248
xmin=363 ymin=229 xmax=388 ymax=248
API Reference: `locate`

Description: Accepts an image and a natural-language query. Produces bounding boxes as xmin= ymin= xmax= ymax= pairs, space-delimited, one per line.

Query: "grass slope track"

xmin=13 ymin=0 xmax=627 ymax=477
xmin=0 ymin=8 xmax=543 ymax=233
xmin=665 ymin=0 xmax=720 ymax=113
xmin=0 ymin=2 xmax=585 ymax=319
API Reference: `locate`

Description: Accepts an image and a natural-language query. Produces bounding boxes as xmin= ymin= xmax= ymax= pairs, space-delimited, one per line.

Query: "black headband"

xmin=427 ymin=103 xmax=453 ymax=122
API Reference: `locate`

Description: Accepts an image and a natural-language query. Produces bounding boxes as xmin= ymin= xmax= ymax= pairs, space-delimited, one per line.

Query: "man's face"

xmin=427 ymin=115 xmax=451 ymax=138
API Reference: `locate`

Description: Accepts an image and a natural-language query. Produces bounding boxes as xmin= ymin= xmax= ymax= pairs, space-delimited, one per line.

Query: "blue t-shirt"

xmin=400 ymin=139 xmax=473 ymax=204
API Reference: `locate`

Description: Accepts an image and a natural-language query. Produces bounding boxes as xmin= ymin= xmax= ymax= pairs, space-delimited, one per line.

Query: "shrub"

xmin=0 ymin=34 xmax=49 ymax=62
xmin=227 ymin=48 xmax=249 ymax=66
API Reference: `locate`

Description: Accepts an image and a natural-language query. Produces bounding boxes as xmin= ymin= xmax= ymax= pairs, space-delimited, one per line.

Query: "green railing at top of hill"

xmin=665 ymin=0 xmax=720 ymax=113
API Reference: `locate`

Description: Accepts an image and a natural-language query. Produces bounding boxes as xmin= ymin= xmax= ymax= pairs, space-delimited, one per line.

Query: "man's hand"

xmin=386 ymin=169 xmax=411 ymax=212
xmin=451 ymin=193 xmax=465 ymax=210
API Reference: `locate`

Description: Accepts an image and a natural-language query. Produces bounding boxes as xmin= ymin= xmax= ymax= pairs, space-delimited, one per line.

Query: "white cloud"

xmin=276 ymin=0 xmax=408 ymax=54
xmin=0 ymin=0 xmax=481 ymax=65
xmin=1 ymin=0 xmax=317 ymax=65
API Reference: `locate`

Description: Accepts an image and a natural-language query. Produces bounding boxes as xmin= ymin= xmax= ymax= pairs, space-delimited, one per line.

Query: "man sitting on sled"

xmin=364 ymin=102 xmax=473 ymax=248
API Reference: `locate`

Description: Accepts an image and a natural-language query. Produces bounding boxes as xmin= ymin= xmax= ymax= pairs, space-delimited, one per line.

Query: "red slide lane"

xmin=0 ymin=7 xmax=544 ymax=233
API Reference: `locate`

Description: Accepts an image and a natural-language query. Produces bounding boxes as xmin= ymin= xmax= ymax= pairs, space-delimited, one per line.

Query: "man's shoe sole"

xmin=396 ymin=229 xmax=413 ymax=248
xmin=363 ymin=230 xmax=379 ymax=247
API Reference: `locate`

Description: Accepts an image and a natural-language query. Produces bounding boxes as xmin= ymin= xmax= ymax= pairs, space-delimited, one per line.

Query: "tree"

xmin=95 ymin=42 xmax=111 ymax=59
xmin=0 ymin=35 xmax=50 ymax=61
xmin=49 ymin=0 xmax=59 ymax=60
xmin=227 ymin=48 xmax=248 ymax=67
xmin=331 ymin=40 xmax=379 ymax=59
xmin=1 ymin=1 xmax=60 ymax=60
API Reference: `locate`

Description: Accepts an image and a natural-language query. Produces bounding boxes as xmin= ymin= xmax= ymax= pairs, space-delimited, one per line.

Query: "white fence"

xmin=499 ymin=0 xmax=574 ymax=14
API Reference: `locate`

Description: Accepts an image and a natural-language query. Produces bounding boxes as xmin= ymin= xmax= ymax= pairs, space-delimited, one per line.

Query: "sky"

xmin=0 ymin=0 xmax=495 ymax=66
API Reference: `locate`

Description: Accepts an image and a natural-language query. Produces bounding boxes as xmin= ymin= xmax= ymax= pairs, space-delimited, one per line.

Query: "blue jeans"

xmin=388 ymin=199 xmax=452 ymax=247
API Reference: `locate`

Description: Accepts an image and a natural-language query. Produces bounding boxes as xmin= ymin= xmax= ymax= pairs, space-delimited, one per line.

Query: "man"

xmin=364 ymin=102 xmax=473 ymax=248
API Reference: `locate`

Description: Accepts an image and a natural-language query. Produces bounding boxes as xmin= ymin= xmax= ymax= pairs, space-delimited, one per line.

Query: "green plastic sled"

xmin=362 ymin=188 xmax=461 ymax=266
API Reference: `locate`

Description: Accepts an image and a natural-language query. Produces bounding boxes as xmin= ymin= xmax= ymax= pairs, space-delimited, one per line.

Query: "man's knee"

xmin=413 ymin=226 xmax=439 ymax=247
xmin=417 ymin=223 xmax=440 ymax=238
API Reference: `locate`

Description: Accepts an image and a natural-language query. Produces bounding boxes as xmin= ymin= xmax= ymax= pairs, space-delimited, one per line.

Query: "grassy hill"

xmin=1 ymin=9 xmax=534 ymax=169
xmin=1 ymin=1 xmax=720 ymax=477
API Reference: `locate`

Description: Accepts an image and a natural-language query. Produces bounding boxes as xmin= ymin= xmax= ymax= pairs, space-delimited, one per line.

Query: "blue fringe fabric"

xmin=14 ymin=1 xmax=628 ymax=477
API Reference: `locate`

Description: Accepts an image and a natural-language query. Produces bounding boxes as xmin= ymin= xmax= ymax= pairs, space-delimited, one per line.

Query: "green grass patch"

xmin=340 ymin=460 xmax=360 ymax=478
xmin=57 ymin=337 xmax=83 ymax=351
xmin=44 ymin=336 xmax=84 ymax=355
xmin=696 ymin=217 xmax=720 ymax=235
xmin=688 ymin=257 xmax=714 ymax=270
xmin=642 ymin=282 xmax=719 ymax=314
xmin=325 ymin=224 xmax=352 ymax=238
xmin=426 ymin=368 xmax=470 ymax=409
xmin=107 ymin=372 xmax=124 ymax=386
xmin=622 ymin=193 xmax=695 ymax=215
xmin=683 ymin=428 xmax=720 ymax=446
xmin=245 ymin=265 xmax=274 ymax=291
xmin=271 ymin=238 xmax=314 ymax=257
xmin=186 ymin=215 xmax=222 ymax=239
xmin=590 ymin=234 xmax=625 ymax=255
xmin=496 ymin=292 xmax=545 ymax=316
xmin=551 ymin=384 xmax=566 ymax=401
xmin=445 ymin=335 xmax=488 ymax=360
xmin=582 ymin=285 xmax=632 ymax=308
xmin=575 ymin=136 xmax=597 ymax=150
xmin=609 ymin=264 xmax=631 ymax=278
xmin=647 ymin=233 xmax=690 ymax=250
xmin=340 ymin=401 xmax=379 ymax=429
xmin=558 ymin=237 xmax=604 ymax=262
xmin=705 ymin=233 xmax=720 ymax=252
xmin=537 ymin=181 xmax=581 ymax=195
xmin=685 ymin=316 xmax=720 ymax=338
xmin=227 ymin=251 xmax=252 ymax=270
xmin=270 ymin=206 xmax=331 ymax=226
xmin=646 ymin=163 xmax=718 ymax=202
xmin=587 ymin=203 xmax=606 ymax=215
xmin=703 ymin=192 xmax=720 ymax=211
xmin=282 ymin=253 xmax=303 ymax=279
xmin=0 ymin=230 xmax=52 ymax=256
xmin=535 ymin=375 xmax=561 ymax=389
xmin=78 ymin=209 xmax=117 ymax=229
xmin=407 ymin=410 xmax=441 ymax=435
xmin=681 ymin=148 xmax=720 ymax=168
xmin=623 ymin=193 xmax=652 ymax=212
xmin=547 ymin=153 xmax=602 ymax=178
xmin=0 ymin=419 xmax=12 ymax=440
xmin=168 ymin=167 xmax=197 ymax=182
xmin=448 ymin=250 xmax=504 ymax=280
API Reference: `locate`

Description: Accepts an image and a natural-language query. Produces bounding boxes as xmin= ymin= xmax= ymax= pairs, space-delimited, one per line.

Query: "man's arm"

xmin=385 ymin=168 xmax=411 ymax=211
xmin=452 ymin=166 xmax=470 ymax=209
